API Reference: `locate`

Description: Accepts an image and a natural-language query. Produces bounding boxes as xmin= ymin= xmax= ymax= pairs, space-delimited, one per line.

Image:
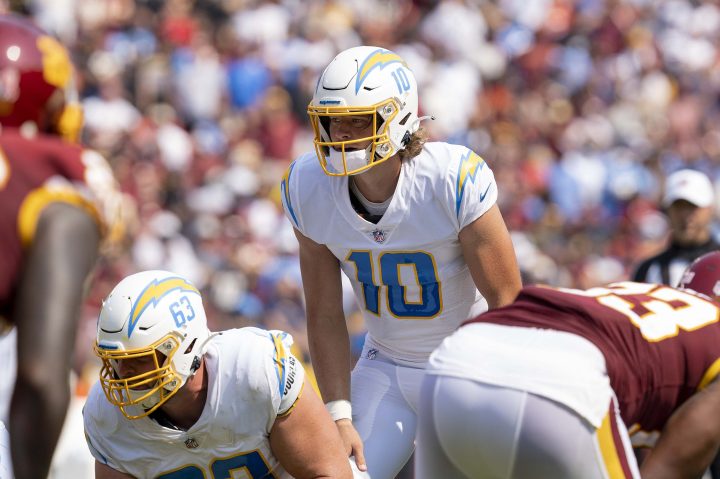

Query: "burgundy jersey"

xmin=0 ymin=129 xmax=120 ymax=319
xmin=465 ymin=282 xmax=720 ymax=434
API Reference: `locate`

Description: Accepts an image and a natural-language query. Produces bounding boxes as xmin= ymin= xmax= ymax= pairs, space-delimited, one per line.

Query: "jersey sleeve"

xmin=280 ymin=158 xmax=304 ymax=233
xmin=76 ymin=149 xmax=133 ymax=251
xmin=238 ymin=327 xmax=307 ymax=425
xmin=446 ymin=147 xmax=498 ymax=230
xmin=17 ymin=147 xmax=130 ymax=250
xmin=267 ymin=330 xmax=306 ymax=416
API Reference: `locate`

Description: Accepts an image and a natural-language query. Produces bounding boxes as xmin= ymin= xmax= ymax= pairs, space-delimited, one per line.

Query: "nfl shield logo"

xmin=371 ymin=229 xmax=386 ymax=243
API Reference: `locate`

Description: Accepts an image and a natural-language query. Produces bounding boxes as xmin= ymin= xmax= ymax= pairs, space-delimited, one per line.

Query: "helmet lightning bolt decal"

xmin=355 ymin=49 xmax=407 ymax=94
xmin=128 ymin=277 xmax=200 ymax=338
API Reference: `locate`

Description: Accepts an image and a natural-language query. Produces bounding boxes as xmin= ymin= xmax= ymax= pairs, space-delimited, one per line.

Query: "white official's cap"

xmin=662 ymin=169 xmax=714 ymax=208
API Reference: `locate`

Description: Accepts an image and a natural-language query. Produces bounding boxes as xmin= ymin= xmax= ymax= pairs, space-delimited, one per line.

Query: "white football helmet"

xmin=94 ymin=270 xmax=214 ymax=419
xmin=308 ymin=46 xmax=420 ymax=176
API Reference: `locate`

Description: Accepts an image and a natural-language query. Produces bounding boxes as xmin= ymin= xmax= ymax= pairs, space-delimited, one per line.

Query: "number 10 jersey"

xmin=281 ymin=142 xmax=499 ymax=365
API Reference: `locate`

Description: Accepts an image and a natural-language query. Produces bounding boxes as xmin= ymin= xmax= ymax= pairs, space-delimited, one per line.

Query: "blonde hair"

xmin=398 ymin=128 xmax=429 ymax=161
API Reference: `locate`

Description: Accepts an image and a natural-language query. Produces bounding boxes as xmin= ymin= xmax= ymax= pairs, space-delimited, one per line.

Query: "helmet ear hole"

xmin=184 ymin=338 xmax=197 ymax=354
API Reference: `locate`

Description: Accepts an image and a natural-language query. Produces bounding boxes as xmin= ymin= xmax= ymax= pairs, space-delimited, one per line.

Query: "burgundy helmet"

xmin=678 ymin=251 xmax=720 ymax=301
xmin=0 ymin=14 xmax=82 ymax=141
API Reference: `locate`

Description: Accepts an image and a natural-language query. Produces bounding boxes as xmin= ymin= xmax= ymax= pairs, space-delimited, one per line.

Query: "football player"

xmin=0 ymin=13 xmax=126 ymax=479
xmin=417 ymin=251 xmax=720 ymax=479
xmin=280 ymin=46 xmax=522 ymax=477
xmin=83 ymin=270 xmax=354 ymax=479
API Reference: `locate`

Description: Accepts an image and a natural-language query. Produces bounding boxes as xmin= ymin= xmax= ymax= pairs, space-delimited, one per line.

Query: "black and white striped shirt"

xmin=632 ymin=239 xmax=720 ymax=286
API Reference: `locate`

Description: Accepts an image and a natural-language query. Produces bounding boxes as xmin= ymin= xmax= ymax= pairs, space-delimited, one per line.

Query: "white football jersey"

xmin=281 ymin=142 xmax=496 ymax=364
xmin=83 ymin=328 xmax=304 ymax=479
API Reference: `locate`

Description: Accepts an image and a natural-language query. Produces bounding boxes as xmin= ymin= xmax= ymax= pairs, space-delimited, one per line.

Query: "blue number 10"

xmin=347 ymin=250 xmax=442 ymax=318
xmin=391 ymin=67 xmax=411 ymax=94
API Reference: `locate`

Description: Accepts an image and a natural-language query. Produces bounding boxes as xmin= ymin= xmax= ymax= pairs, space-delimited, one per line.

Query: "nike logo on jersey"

xmin=479 ymin=183 xmax=492 ymax=203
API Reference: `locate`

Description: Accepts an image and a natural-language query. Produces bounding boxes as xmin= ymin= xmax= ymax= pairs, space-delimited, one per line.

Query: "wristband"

xmin=325 ymin=399 xmax=352 ymax=421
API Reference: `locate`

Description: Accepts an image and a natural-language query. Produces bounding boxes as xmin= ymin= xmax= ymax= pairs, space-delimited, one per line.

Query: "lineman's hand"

xmin=336 ymin=419 xmax=367 ymax=472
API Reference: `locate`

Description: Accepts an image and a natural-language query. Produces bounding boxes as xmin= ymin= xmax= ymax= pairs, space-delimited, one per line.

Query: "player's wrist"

xmin=325 ymin=399 xmax=352 ymax=422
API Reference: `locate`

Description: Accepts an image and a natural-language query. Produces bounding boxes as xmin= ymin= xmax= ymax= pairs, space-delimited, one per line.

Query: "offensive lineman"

xmin=83 ymin=270 xmax=354 ymax=479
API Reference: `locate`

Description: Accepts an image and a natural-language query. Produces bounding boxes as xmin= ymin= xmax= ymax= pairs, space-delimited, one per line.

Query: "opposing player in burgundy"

xmin=417 ymin=251 xmax=720 ymax=479
xmin=0 ymin=13 xmax=125 ymax=479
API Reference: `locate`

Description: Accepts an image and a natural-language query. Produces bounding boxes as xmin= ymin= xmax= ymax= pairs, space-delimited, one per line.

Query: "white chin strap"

xmin=327 ymin=148 xmax=369 ymax=175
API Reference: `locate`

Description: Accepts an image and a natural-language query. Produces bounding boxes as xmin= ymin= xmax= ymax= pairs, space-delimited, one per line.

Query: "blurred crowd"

xmin=8 ymin=0 xmax=720 ymax=380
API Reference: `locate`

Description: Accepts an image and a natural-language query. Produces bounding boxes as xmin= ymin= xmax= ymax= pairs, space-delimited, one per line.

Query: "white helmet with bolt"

xmin=308 ymin=46 xmax=422 ymax=176
xmin=94 ymin=270 xmax=214 ymax=419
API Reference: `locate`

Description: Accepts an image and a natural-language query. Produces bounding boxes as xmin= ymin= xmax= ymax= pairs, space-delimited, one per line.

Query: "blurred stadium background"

xmin=3 ymin=0 xmax=720 ymax=476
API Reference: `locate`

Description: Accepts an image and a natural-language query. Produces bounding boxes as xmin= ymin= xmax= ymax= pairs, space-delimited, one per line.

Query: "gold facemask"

xmin=95 ymin=334 xmax=182 ymax=420
xmin=307 ymin=98 xmax=399 ymax=176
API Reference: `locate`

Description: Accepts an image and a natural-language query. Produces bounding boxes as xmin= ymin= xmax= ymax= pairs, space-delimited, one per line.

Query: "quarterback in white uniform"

xmin=281 ymin=46 xmax=521 ymax=477
xmin=83 ymin=270 xmax=353 ymax=479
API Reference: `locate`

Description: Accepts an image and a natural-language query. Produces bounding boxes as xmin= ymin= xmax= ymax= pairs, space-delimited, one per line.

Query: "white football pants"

xmin=416 ymin=375 xmax=640 ymax=479
xmin=0 ymin=328 xmax=17 ymax=425
xmin=351 ymin=353 xmax=425 ymax=479
xmin=0 ymin=421 xmax=12 ymax=479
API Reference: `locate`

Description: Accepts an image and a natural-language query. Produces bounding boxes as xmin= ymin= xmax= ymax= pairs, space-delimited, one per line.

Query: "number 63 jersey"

xmin=281 ymin=142 xmax=498 ymax=364
xmin=83 ymin=328 xmax=304 ymax=478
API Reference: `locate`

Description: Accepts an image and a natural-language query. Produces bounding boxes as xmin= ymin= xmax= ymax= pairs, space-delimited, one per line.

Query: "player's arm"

xmin=293 ymin=228 xmax=365 ymax=470
xmin=270 ymin=385 xmax=353 ymax=479
xmin=640 ymin=376 xmax=720 ymax=478
xmin=95 ymin=461 xmax=136 ymax=479
xmin=294 ymin=228 xmax=348 ymax=402
xmin=11 ymin=203 xmax=100 ymax=479
xmin=459 ymin=204 xmax=521 ymax=308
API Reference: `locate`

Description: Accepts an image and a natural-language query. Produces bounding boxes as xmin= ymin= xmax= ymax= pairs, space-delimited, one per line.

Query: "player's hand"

xmin=336 ymin=418 xmax=367 ymax=472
